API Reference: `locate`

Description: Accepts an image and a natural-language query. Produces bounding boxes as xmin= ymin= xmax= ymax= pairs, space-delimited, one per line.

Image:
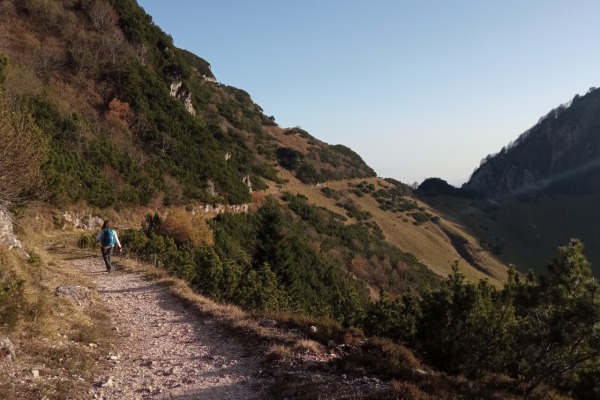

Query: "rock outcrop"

xmin=193 ymin=203 xmax=249 ymax=215
xmin=0 ymin=338 xmax=15 ymax=362
xmin=0 ymin=205 xmax=24 ymax=253
xmin=61 ymin=212 xmax=104 ymax=230
xmin=169 ymin=81 xmax=196 ymax=115
xmin=55 ymin=285 xmax=93 ymax=307
xmin=243 ymin=175 xmax=253 ymax=193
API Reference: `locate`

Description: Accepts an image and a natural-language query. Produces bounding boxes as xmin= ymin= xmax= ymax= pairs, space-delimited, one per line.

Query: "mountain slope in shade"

xmin=418 ymin=87 xmax=600 ymax=275
xmin=464 ymin=87 xmax=600 ymax=199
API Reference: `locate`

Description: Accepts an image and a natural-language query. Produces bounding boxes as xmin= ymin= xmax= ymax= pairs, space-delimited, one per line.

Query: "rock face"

xmin=169 ymin=81 xmax=196 ymax=115
xmin=0 ymin=205 xmax=24 ymax=253
xmin=243 ymin=175 xmax=253 ymax=193
xmin=61 ymin=212 xmax=104 ymax=230
xmin=464 ymin=87 xmax=600 ymax=199
xmin=193 ymin=203 xmax=249 ymax=215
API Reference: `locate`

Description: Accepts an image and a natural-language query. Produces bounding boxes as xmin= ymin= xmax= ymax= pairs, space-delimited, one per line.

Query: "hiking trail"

xmin=72 ymin=255 xmax=269 ymax=400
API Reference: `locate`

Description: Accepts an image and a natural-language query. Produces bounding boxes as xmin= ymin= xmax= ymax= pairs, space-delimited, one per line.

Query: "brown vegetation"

xmin=0 ymin=94 xmax=47 ymax=203
xmin=0 ymin=233 xmax=113 ymax=399
xmin=159 ymin=208 xmax=214 ymax=247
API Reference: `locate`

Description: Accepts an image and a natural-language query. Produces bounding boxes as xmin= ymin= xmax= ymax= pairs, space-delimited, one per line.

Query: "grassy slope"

xmin=267 ymin=173 xmax=508 ymax=285
xmin=0 ymin=223 xmax=114 ymax=398
xmin=423 ymin=191 xmax=600 ymax=276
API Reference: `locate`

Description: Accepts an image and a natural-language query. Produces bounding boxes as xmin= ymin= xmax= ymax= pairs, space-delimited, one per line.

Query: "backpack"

xmin=101 ymin=228 xmax=116 ymax=247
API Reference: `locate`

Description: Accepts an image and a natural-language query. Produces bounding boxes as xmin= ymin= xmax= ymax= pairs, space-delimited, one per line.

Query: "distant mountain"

xmin=419 ymin=87 xmax=600 ymax=275
xmin=464 ymin=87 xmax=600 ymax=199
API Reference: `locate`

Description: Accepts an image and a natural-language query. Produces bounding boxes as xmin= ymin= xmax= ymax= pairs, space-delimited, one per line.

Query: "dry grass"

xmin=293 ymin=339 xmax=324 ymax=354
xmin=160 ymin=207 xmax=214 ymax=246
xmin=265 ymin=344 xmax=293 ymax=363
xmin=272 ymin=176 xmax=508 ymax=285
xmin=0 ymin=232 xmax=113 ymax=399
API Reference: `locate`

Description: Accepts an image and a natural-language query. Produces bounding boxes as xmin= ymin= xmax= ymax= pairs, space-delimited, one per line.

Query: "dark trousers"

xmin=101 ymin=246 xmax=113 ymax=271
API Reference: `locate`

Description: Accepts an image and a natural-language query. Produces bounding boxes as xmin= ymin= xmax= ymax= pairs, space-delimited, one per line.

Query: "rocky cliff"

xmin=464 ymin=87 xmax=600 ymax=199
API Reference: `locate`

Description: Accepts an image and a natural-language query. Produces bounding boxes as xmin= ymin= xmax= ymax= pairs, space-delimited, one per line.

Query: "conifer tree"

xmin=194 ymin=248 xmax=224 ymax=300
xmin=514 ymin=239 xmax=600 ymax=392
xmin=237 ymin=263 xmax=288 ymax=310
xmin=220 ymin=261 xmax=243 ymax=303
xmin=253 ymin=199 xmax=293 ymax=279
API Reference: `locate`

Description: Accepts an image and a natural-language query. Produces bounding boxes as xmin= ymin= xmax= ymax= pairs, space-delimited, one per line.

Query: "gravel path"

xmin=73 ymin=256 xmax=269 ymax=400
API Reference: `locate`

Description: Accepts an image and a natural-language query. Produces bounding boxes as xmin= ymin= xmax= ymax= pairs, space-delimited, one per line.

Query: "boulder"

xmin=55 ymin=285 xmax=93 ymax=307
xmin=0 ymin=337 xmax=15 ymax=361
xmin=0 ymin=205 xmax=24 ymax=253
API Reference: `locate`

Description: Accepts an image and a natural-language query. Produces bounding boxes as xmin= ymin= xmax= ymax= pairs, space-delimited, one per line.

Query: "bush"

xmin=409 ymin=211 xmax=431 ymax=225
xmin=320 ymin=187 xmax=341 ymax=200
xmin=0 ymin=248 xmax=25 ymax=329
xmin=337 ymin=337 xmax=421 ymax=379
xmin=77 ymin=233 xmax=98 ymax=249
xmin=0 ymin=92 xmax=47 ymax=203
xmin=159 ymin=208 xmax=214 ymax=247
xmin=276 ymin=147 xmax=303 ymax=171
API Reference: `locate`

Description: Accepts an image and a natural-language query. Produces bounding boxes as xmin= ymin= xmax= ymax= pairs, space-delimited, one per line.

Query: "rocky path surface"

xmin=73 ymin=257 xmax=269 ymax=400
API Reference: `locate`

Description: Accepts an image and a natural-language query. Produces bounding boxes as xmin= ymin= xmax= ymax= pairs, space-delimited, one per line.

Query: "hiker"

xmin=95 ymin=220 xmax=122 ymax=272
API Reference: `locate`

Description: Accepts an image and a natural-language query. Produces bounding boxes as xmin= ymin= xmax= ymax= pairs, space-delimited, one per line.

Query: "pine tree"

xmin=253 ymin=199 xmax=293 ymax=278
xmin=220 ymin=261 xmax=243 ymax=303
xmin=514 ymin=239 xmax=600 ymax=393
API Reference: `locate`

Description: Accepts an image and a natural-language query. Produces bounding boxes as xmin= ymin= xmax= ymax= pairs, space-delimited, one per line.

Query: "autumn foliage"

xmin=0 ymin=93 xmax=47 ymax=203
xmin=159 ymin=208 xmax=214 ymax=247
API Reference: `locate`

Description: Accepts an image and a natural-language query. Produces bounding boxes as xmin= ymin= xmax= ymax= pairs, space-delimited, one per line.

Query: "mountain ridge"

xmin=418 ymin=85 xmax=600 ymax=276
xmin=463 ymin=86 xmax=600 ymax=199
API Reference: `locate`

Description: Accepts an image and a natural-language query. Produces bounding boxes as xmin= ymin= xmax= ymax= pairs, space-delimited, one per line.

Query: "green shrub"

xmin=409 ymin=211 xmax=431 ymax=225
xmin=320 ymin=187 xmax=341 ymax=200
xmin=276 ymin=147 xmax=303 ymax=170
xmin=77 ymin=234 xmax=98 ymax=249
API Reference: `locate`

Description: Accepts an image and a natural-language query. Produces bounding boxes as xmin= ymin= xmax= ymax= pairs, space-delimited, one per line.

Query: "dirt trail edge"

xmin=73 ymin=256 xmax=269 ymax=400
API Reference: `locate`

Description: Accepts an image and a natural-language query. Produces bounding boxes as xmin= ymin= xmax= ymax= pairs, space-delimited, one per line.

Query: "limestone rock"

xmin=61 ymin=212 xmax=103 ymax=230
xmin=243 ymin=175 xmax=253 ymax=193
xmin=55 ymin=285 xmax=93 ymax=307
xmin=0 ymin=338 xmax=15 ymax=361
xmin=169 ymin=81 xmax=196 ymax=115
xmin=98 ymin=376 xmax=114 ymax=387
xmin=0 ymin=205 xmax=25 ymax=254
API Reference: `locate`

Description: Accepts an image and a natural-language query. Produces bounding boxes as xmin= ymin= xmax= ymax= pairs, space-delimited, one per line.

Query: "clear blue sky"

xmin=137 ymin=0 xmax=600 ymax=186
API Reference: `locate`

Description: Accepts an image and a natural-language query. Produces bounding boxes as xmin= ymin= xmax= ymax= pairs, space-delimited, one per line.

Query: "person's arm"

xmin=113 ymin=230 xmax=122 ymax=249
xmin=95 ymin=230 xmax=103 ymax=242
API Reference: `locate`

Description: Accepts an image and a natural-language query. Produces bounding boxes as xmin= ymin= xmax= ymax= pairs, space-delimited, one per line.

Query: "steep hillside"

xmin=421 ymin=87 xmax=600 ymax=274
xmin=0 ymin=0 xmax=374 ymax=208
xmin=272 ymin=176 xmax=508 ymax=285
xmin=420 ymin=188 xmax=600 ymax=276
xmin=464 ymin=87 xmax=600 ymax=199
xmin=4 ymin=2 xmax=600 ymax=398
xmin=0 ymin=0 xmax=507 ymax=291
